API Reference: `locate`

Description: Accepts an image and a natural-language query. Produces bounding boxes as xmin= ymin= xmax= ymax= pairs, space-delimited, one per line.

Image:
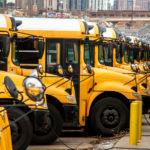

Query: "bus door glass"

xmin=59 ymin=40 xmax=80 ymax=102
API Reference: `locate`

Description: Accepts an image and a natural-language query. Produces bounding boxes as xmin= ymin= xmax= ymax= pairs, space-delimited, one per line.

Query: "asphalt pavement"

xmin=28 ymin=115 xmax=150 ymax=150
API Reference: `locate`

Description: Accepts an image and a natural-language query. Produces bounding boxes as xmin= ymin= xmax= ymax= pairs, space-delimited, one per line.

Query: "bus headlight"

xmin=23 ymin=77 xmax=45 ymax=103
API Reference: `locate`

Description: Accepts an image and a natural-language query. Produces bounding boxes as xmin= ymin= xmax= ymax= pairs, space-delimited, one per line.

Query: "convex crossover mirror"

xmin=37 ymin=64 xmax=44 ymax=75
xmin=4 ymin=76 xmax=18 ymax=99
xmin=130 ymin=64 xmax=140 ymax=72
xmin=143 ymin=62 xmax=150 ymax=71
xmin=68 ymin=65 xmax=74 ymax=74
xmin=23 ymin=77 xmax=45 ymax=102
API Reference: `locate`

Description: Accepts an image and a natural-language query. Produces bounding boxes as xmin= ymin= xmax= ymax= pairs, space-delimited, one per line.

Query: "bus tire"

xmin=7 ymin=108 xmax=33 ymax=150
xmin=32 ymin=104 xmax=63 ymax=144
xmin=90 ymin=97 xmax=129 ymax=135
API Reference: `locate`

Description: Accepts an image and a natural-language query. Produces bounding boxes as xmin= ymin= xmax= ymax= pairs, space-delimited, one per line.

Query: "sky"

xmin=7 ymin=0 xmax=15 ymax=3
xmin=110 ymin=0 xmax=114 ymax=5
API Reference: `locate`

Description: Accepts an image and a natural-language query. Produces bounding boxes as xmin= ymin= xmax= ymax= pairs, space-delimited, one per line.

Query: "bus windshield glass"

xmin=124 ymin=46 xmax=134 ymax=63
xmin=12 ymin=38 xmax=40 ymax=65
xmin=84 ymin=42 xmax=94 ymax=66
xmin=116 ymin=44 xmax=122 ymax=64
xmin=98 ymin=43 xmax=113 ymax=66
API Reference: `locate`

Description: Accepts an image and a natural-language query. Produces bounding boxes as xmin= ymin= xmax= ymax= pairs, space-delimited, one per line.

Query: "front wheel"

xmin=32 ymin=104 xmax=63 ymax=144
xmin=7 ymin=108 xmax=33 ymax=150
xmin=90 ymin=97 xmax=129 ymax=135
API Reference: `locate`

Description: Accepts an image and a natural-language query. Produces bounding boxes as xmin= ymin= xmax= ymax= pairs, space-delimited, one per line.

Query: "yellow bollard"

xmin=137 ymin=101 xmax=142 ymax=141
xmin=129 ymin=101 xmax=139 ymax=145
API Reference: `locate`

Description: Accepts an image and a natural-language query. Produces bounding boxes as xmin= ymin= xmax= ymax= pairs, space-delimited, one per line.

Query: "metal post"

xmin=138 ymin=100 xmax=142 ymax=141
xmin=129 ymin=101 xmax=139 ymax=145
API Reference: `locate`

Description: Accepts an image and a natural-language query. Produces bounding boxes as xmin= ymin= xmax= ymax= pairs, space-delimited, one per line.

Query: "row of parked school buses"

xmin=0 ymin=14 xmax=150 ymax=150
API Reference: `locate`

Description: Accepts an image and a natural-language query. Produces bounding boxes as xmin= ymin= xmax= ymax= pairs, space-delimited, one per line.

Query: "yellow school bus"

xmin=0 ymin=107 xmax=12 ymax=150
xmin=6 ymin=17 xmax=143 ymax=137
xmin=0 ymin=14 xmax=51 ymax=150
xmin=0 ymin=69 xmax=48 ymax=150
xmin=0 ymin=69 xmax=47 ymax=150
xmin=0 ymin=14 xmax=78 ymax=145
xmin=86 ymin=22 xmax=150 ymax=112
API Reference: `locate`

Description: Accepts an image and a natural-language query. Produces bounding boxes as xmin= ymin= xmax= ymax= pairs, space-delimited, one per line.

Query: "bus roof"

xmin=102 ymin=28 xmax=117 ymax=39
xmin=16 ymin=17 xmax=86 ymax=39
xmin=0 ymin=14 xmax=12 ymax=32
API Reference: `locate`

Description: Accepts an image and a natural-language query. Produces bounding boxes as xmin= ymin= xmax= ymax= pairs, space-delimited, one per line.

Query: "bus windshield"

xmin=124 ymin=46 xmax=134 ymax=64
xmin=12 ymin=38 xmax=41 ymax=66
xmin=116 ymin=44 xmax=122 ymax=64
xmin=0 ymin=35 xmax=10 ymax=70
xmin=98 ymin=43 xmax=113 ymax=66
xmin=84 ymin=42 xmax=94 ymax=66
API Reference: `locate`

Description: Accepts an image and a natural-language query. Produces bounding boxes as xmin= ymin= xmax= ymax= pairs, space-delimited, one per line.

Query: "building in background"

xmin=118 ymin=0 xmax=127 ymax=10
xmin=127 ymin=0 xmax=133 ymax=10
xmin=15 ymin=0 xmax=28 ymax=9
xmin=0 ymin=0 xmax=6 ymax=8
xmin=113 ymin=0 xmax=118 ymax=10
xmin=44 ymin=0 xmax=68 ymax=11
xmin=68 ymin=0 xmax=88 ymax=11
xmin=148 ymin=0 xmax=150 ymax=10
xmin=5 ymin=0 xmax=150 ymax=14
xmin=115 ymin=0 xmax=149 ymax=10
xmin=88 ymin=0 xmax=112 ymax=11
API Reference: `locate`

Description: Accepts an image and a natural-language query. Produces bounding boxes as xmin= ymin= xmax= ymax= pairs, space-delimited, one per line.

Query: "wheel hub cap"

xmin=102 ymin=108 xmax=120 ymax=128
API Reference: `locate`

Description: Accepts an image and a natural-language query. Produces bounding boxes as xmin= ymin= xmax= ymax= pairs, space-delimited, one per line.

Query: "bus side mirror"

xmin=38 ymin=40 xmax=44 ymax=59
xmin=4 ymin=76 xmax=18 ymax=99
xmin=2 ymin=37 xmax=10 ymax=57
xmin=86 ymin=65 xmax=92 ymax=74
xmin=131 ymin=64 xmax=140 ymax=72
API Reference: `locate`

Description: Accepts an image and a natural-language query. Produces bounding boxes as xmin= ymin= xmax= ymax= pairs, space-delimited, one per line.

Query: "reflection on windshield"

xmin=12 ymin=38 xmax=39 ymax=66
xmin=84 ymin=43 xmax=94 ymax=66
xmin=116 ymin=44 xmax=122 ymax=64
xmin=98 ymin=43 xmax=113 ymax=66
xmin=124 ymin=46 xmax=134 ymax=64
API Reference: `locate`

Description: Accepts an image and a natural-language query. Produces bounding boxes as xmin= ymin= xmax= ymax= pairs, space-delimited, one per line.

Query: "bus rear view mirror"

xmin=38 ymin=40 xmax=44 ymax=59
xmin=2 ymin=36 xmax=10 ymax=57
xmin=86 ymin=65 xmax=92 ymax=74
